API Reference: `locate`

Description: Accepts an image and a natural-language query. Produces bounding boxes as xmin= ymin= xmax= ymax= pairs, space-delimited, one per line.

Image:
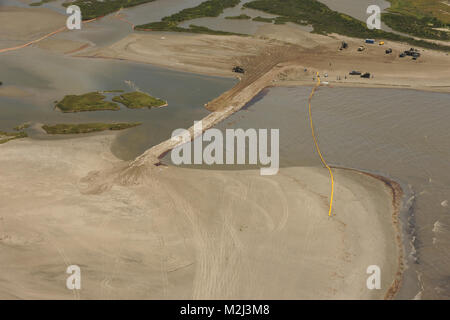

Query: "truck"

xmin=232 ymin=66 xmax=245 ymax=74
xmin=340 ymin=41 xmax=348 ymax=50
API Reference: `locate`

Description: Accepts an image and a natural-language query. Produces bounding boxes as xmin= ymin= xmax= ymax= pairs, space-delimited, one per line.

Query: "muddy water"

xmin=188 ymin=86 xmax=449 ymax=299
xmin=0 ymin=47 xmax=236 ymax=159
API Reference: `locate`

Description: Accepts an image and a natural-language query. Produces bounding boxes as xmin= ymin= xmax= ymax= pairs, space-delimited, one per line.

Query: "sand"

xmin=0 ymin=85 xmax=31 ymax=98
xmin=0 ymin=133 xmax=401 ymax=299
xmin=0 ymin=6 xmax=66 ymax=43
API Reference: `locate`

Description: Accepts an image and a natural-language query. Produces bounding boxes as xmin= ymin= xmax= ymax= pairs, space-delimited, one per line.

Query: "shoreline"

xmin=333 ymin=166 xmax=405 ymax=299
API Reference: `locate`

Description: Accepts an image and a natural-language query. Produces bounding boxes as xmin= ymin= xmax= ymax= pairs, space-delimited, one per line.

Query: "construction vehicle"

xmin=339 ymin=41 xmax=348 ymax=50
xmin=232 ymin=66 xmax=245 ymax=74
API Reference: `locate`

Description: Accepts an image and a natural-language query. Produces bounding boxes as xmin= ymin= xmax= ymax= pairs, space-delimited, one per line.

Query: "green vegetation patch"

xmin=112 ymin=91 xmax=167 ymax=109
xmin=382 ymin=12 xmax=449 ymax=40
xmin=14 ymin=122 xmax=31 ymax=131
xmin=29 ymin=0 xmax=56 ymax=7
xmin=252 ymin=16 xmax=274 ymax=23
xmin=244 ymin=0 xmax=450 ymax=51
xmin=225 ymin=14 xmax=252 ymax=20
xmin=56 ymin=92 xmax=120 ymax=113
xmin=63 ymin=0 xmax=157 ymax=20
xmin=0 ymin=131 xmax=27 ymax=145
xmin=135 ymin=0 xmax=245 ymax=35
xmin=386 ymin=0 xmax=450 ymax=24
xmin=42 ymin=123 xmax=141 ymax=135
xmin=136 ymin=22 xmax=243 ymax=35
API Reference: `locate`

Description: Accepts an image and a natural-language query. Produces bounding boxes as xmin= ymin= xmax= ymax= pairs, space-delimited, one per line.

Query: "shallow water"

xmin=178 ymin=0 xmax=313 ymax=35
xmin=0 ymin=47 xmax=236 ymax=159
xmin=182 ymin=86 xmax=450 ymax=299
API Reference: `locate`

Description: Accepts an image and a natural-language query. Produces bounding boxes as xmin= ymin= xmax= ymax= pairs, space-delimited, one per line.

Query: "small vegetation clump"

xmin=225 ymin=14 xmax=251 ymax=20
xmin=42 ymin=123 xmax=141 ymax=135
xmin=135 ymin=0 xmax=244 ymax=35
xmin=252 ymin=16 xmax=274 ymax=23
xmin=112 ymin=91 xmax=167 ymax=109
xmin=56 ymin=92 xmax=120 ymax=113
xmin=13 ymin=122 xmax=31 ymax=131
xmin=0 ymin=131 xmax=27 ymax=145
xmin=29 ymin=0 xmax=56 ymax=6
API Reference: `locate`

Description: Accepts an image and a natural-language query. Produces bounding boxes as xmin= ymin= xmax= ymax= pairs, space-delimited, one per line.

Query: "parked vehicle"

xmin=385 ymin=48 xmax=393 ymax=54
xmin=365 ymin=39 xmax=375 ymax=44
xmin=361 ymin=72 xmax=371 ymax=78
xmin=232 ymin=66 xmax=245 ymax=74
xmin=349 ymin=71 xmax=362 ymax=75
xmin=358 ymin=46 xmax=365 ymax=52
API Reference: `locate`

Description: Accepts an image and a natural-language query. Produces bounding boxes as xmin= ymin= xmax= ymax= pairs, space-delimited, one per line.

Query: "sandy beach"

xmin=0 ymin=6 xmax=66 ymax=44
xmin=0 ymin=133 xmax=402 ymax=299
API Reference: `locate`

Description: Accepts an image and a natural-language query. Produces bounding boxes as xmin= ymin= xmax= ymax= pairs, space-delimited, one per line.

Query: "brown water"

xmin=188 ymin=86 xmax=450 ymax=299
xmin=0 ymin=47 xmax=236 ymax=158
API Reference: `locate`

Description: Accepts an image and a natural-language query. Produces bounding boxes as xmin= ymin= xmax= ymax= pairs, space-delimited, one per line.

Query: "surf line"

xmin=308 ymin=73 xmax=334 ymax=217
xmin=0 ymin=17 xmax=99 ymax=54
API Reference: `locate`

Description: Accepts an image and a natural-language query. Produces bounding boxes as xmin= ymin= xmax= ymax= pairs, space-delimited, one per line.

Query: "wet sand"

xmin=0 ymin=133 xmax=401 ymax=299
